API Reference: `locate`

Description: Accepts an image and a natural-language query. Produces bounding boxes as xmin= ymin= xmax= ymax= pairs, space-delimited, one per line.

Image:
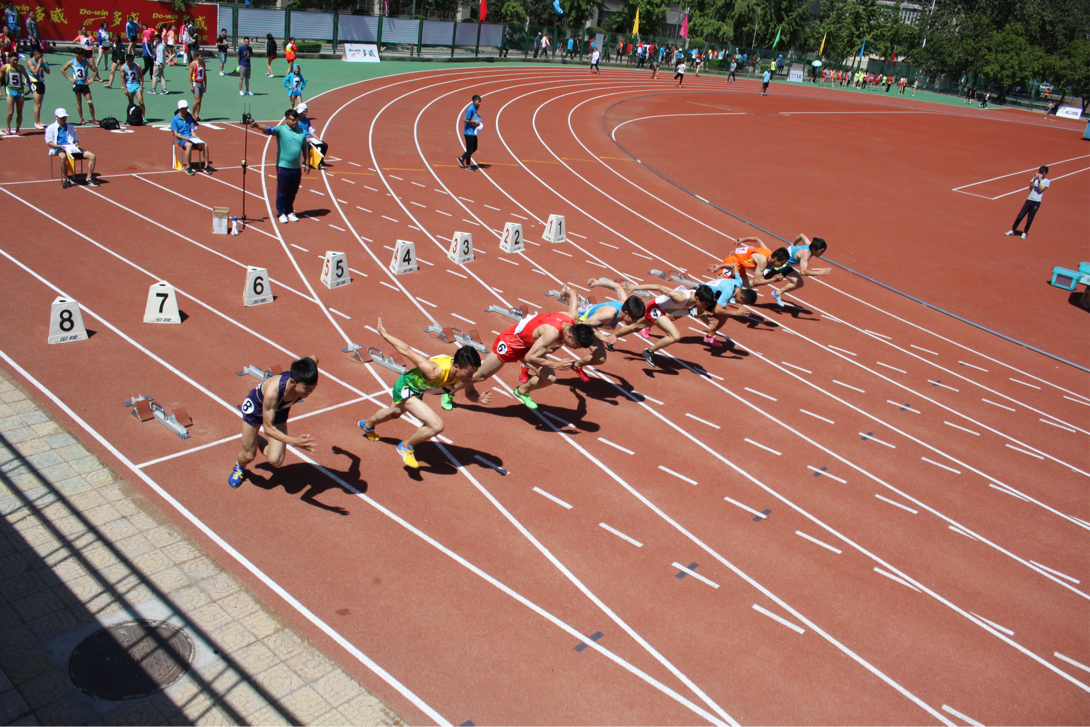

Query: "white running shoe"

xmin=246 ymin=91 xmax=254 ymax=96
xmin=239 ymin=91 xmax=244 ymax=96
xmin=287 ymin=213 xmax=299 ymax=222
xmin=278 ymin=214 xmax=288 ymax=223
xmin=219 ymin=71 xmax=225 ymax=76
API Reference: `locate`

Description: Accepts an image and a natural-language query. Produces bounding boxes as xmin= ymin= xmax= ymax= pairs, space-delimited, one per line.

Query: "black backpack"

xmin=126 ymin=104 xmax=143 ymax=126
xmin=100 ymin=117 xmax=120 ymax=130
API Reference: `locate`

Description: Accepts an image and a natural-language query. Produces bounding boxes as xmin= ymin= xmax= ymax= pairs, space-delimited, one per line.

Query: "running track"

xmin=0 ymin=67 xmax=1087 ymax=725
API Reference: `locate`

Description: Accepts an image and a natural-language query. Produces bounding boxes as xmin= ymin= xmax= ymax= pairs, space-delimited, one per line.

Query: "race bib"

xmin=648 ymin=308 xmax=662 ymax=320
xmin=240 ymin=398 xmax=256 ymax=415
xmin=496 ymin=341 xmax=509 ymax=355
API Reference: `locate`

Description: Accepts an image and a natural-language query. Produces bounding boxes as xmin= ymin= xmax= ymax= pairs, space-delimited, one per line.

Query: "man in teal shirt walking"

xmin=250 ymin=108 xmax=309 ymax=223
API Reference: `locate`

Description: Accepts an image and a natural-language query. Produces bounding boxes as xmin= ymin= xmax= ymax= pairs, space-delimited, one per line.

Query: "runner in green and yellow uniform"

xmin=358 ymin=318 xmax=491 ymax=469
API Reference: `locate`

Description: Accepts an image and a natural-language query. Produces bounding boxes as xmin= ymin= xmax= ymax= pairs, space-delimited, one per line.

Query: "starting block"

xmin=423 ymin=324 xmax=488 ymax=353
xmin=366 ymin=347 xmax=406 ymax=374
xmin=235 ymin=364 xmax=283 ymax=381
xmin=124 ymin=395 xmax=191 ymax=439
xmin=650 ymin=268 xmax=702 ymax=287
xmin=485 ymin=304 xmax=527 ymax=321
xmin=546 ymin=289 xmax=595 ymax=308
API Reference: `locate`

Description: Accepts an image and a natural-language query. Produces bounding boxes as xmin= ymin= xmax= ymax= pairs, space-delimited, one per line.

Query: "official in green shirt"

xmin=250 ymin=108 xmax=309 ymax=223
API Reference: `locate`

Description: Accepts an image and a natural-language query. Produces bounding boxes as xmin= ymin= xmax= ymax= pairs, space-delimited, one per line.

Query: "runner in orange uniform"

xmin=708 ymin=237 xmax=775 ymax=286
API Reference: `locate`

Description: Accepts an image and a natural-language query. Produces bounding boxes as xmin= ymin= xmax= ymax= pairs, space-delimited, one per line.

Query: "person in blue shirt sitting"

xmin=170 ymin=99 xmax=211 ymax=175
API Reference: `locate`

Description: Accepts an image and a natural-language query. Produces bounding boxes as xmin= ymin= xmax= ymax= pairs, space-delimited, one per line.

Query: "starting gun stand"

xmin=423 ymin=324 xmax=488 ymax=353
xmin=125 ymin=396 xmax=192 ymax=439
xmin=650 ymin=268 xmax=703 ymax=287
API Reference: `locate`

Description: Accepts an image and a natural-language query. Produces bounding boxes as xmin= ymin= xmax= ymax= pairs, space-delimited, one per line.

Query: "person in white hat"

xmin=170 ymin=98 xmax=210 ymax=175
xmin=44 ymin=107 xmax=98 ymax=188
xmin=295 ymin=102 xmax=328 ymax=169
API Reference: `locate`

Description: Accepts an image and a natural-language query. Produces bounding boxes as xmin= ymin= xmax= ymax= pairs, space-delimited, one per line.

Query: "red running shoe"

xmin=574 ymin=366 xmax=590 ymax=382
xmin=518 ymin=364 xmax=530 ymax=384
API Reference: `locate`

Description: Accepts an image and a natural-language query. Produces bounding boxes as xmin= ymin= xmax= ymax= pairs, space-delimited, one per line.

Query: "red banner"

xmin=20 ymin=0 xmax=218 ymax=42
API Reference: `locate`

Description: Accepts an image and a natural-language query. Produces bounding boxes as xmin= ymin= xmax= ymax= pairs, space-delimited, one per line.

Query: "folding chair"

xmin=49 ymin=150 xmax=85 ymax=182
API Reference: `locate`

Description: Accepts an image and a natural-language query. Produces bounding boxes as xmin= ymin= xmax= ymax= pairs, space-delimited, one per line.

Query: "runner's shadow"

xmin=761 ymin=302 xmax=818 ymax=320
xmin=251 ymin=447 xmax=364 ymax=514
xmin=538 ymin=390 xmax=600 ymax=434
xmin=397 ymin=440 xmax=507 ymax=481
xmin=619 ymin=348 xmax=681 ymax=377
xmin=1067 ymin=291 xmax=1089 ymax=313
xmin=740 ymin=313 xmax=779 ymax=329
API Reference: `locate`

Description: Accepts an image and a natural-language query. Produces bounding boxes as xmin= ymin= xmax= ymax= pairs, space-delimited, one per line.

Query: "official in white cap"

xmin=170 ymin=98 xmax=211 ymax=175
xmin=295 ymin=102 xmax=328 ymax=169
xmin=44 ymin=107 xmax=99 ymax=188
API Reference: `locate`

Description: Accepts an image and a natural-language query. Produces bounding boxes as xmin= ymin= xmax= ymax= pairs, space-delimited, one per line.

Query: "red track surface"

xmin=1 ymin=67 xmax=1088 ymax=726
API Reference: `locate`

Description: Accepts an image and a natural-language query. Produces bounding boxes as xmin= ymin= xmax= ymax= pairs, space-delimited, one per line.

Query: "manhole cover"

xmin=69 ymin=620 xmax=194 ymax=700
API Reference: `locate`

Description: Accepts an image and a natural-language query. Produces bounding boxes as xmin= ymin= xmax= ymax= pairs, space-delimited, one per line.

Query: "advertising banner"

xmin=23 ymin=0 xmax=217 ymax=41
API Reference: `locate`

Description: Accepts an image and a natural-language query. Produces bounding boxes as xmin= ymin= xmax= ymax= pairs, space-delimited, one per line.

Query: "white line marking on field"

xmin=497 ymin=257 xmax=519 ymax=265
xmin=347 ymin=161 xmax=361 ymax=167
xmin=433 ymin=188 xmax=446 ymax=194
xmin=752 ymin=604 xmax=804 ymax=633
xmin=290 ymin=244 xmax=309 ymax=252
xmin=1054 ymin=652 xmax=1090 ymax=674
xmin=541 ymin=411 xmax=573 ymax=429
xmin=458 ymin=197 xmax=475 ymax=203
xmin=601 ymin=523 xmax=640 ymax=544
xmin=568 ymin=232 xmax=586 ymax=239
xmin=435 ymin=210 xmax=452 ymax=216
xmin=363 ymin=185 xmax=378 ymax=191
xmin=827 ymin=345 xmax=856 ymax=356
xmin=860 ymin=432 xmax=896 ymax=448
xmin=949 ymin=525 xmax=978 ymax=541
xmin=633 ymin=392 xmax=663 ymax=405
xmin=533 ymin=487 xmax=572 ymax=509
xmin=461 ymin=219 xmax=480 ymax=226
xmin=328 ymin=308 xmax=351 ymax=320
xmin=800 ymin=409 xmax=835 ymax=424
xmin=341 ymin=178 xmax=355 ymax=184
xmin=795 ymin=531 xmax=841 ymax=554
xmin=450 ymin=313 xmax=475 ymax=325
xmin=363 ymin=325 xmax=378 ymax=334
xmin=417 ymin=257 xmax=433 ymax=266
xmin=971 ymin=612 xmax=1014 ymax=636
xmin=929 ymin=380 xmax=959 ymax=391
xmin=673 ymin=563 xmax=719 ymax=588
xmin=781 ymin=361 xmax=813 ymax=374
xmin=723 ymin=496 xmax=767 ymax=519
xmin=1010 ymin=377 xmax=1041 ymax=390
xmin=808 ymin=466 xmax=847 ymax=483
xmin=833 ymin=380 xmax=865 ymax=393
xmin=744 ymin=387 xmax=776 ymax=401
xmin=530 ymin=268 xmax=546 ymax=275
xmin=411 ymin=181 xmax=426 ymax=188
xmin=447 ymin=270 xmax=467 ymax=279
xmin=381 ymin=215 xmax=398 ymax=223
xmin=959 ymin=360 xmax=988 ymax=372
xmin=598 ymin=437 xmax=634 ymax=455
xmin=389 ymin=175 xmax=403 ymax=181
xmin=685 ymin=413 xmax=720 ymax=429
xmin=659 ymin=466 xmax=697 ymax=485
xmin=941 ymin=704 xmax=983 ymax=727
xmin=633 ymin=252 xmax=653 ymax=260
xmin=865 ymin=330 xmax=891 ymax=340
xmin=309 ymin=189 xmax=325 ymax=196
xmin=491 ymin=387 xmax=514 ymax=399
xmin=1030 ymin=560 xmax=1080 ymax=584
xmin=990 ymin=483 xmax=1030 ymax=502
xmin=599 ymin=241 xmax=618 ymax=249
xmin=379 ymin=281 xmax=399 ymax=292
xmin=554 ymin=249 xmax=573 ymax=257
xmin=587 ymin=260 xmax=608 ymax=269
xmin=329 ymin=224 xmax=346 ymax=232
xmin=874 ymin=567 xmax=921 ymax=592
xmin=1006 ymin=443 xmax=1044 ymax=459
xmin=744 ymin=438 xmax=781 ymax=456
xmin=517 ymin=298 xmax=542 ymax=309
xmin=922 ymin=457 xmax=960 ymax=474
xmin=875 ymin=494 xmax=918 ymax=514
xmin=483 ymin=204 xmax=500 ymax=211
xmin=944 ymin=421 xmax=980 ymax=435
xmin=415 ymin=297 xmax=437 ymax=308
xmin=875 ymin=362 xmax=908 ymax=374
xmin=512 ymin=213 xmax=527 ymax=220
xmin=887 ymin=400 xmax=921 ymax=413
xmin=910 ymin=344 xmax=939 ymax=355
xmin=1040 ymin=418 xmax=1077 ymax=433
xmin=409 ymin=201 xmax=426 ymax=208
xmin=1064 ymin=395 xmax=1090 ymax=407
xmin=356 ymin=206 xmax=371 ymax=213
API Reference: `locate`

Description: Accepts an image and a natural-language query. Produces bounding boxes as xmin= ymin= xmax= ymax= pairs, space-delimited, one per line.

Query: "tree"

xmin=611 ymin=0 xmax=671 ymax=37
xmin=1051 ymin=39 xmax=1090 ymax=113
xmin=500 ymin=0 xmax=526 ymax=22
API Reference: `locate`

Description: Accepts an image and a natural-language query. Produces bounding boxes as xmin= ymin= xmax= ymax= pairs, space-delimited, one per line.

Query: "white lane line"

xmin=658 ymin=466 xmax=697 ymax=485
xmin=433 ymin=188 xmax=446 ymax=194
xmin=450 ymin=313 xmax=475 ymax=325
xmin=436 ymin=210 xmax=452 ymax=216
xmin=1064 ymin=395 xmax=1090 ymax=407
xmin=337 ymin=199 xmax=348 ymax=204
xmin=941 ymin=704 xmax=983 ymax=727
xmin=944 ymin=421 xmax=980 ymax=436
xmin=347 ymin=161 xmax=361 ymax=167
xmin=598 ymin=437 xmax=635 ymax=455
xmin=410 ymin=201 xmax=426 ymax=208
xmin=865 ymin=330 xmax=891 ymax=340
xmin=989 ymin=483 xmax=1030 ymax=502
xmin=389 ymin=175 xmax=403 ymax=181
xmin=517 ymin=297 xmax=542 ymax=309
xmin=498 ymin=257 xmax=519 ymax=265
xmin=875 ymin=494 xmax=918 ymax=514
xmin=684 ymin=413 xmax=720 ymax=429
xmin=600 ymin=523 xmax=643 ymax=547
xmin=795 ymin=531 xmax=842 ymax=554
xmin=447 ymin=270 xmax=467 ymax=279
xmin=356 ymin=206 xmax=371 ymax=213
xmin=329 ymin=224 xmax=346 ymax=232
xmin=329 ymin=308 xmax=351 ymax=320
xmin=752 ymin=604 xmax=804 ymax=634
xmin=411 ymin=181 xmax=426 ymax=188
xmin=744 ymin=438 xmax=781 ymax=456
xmin=949 ymin=525 xmax=978 ymax=541
xmin=290 ymin=244 xmax=309 ymax=252
xmin=929 ymin=380 xmax=959 ymax=391
xmin=807 ymin=466 xmax=847 ymax=483
xmin=959 ymin=360 xmax=988 ymax=372
xmin=673 ymin=563 xmax=719 ymax=589
xmin=874 ymin=567 xmax=921 ymax=592
xmin=533 ymin=487 xmax=572 ymax=509
xmin=632 ymin=391 xmax=664 ymax=405
xmin=781 ymin=362 xmax=813 ymax=374
xmin=138 ymin=434 xmax=240 ymax=467
xmin=1040 ymin=418 xmax=1078 ymax=433
xmin=541 ymin=411 xmax=573 ymax=429
xmin=491 ymin=387 xmax=515 ymax=399
xmin=886 ymin=400 xmax=921 ymax=413
xmin=1010 ymin=378 xmax=1041 ymax=390
xmin=800 ymin=409 xmax=835 ymax=424
xmin=416 ymin=297 xmax=437 ymax=308
xmin=832 ymin=380 xmax=865 ymax=393
xmin=910 ymin=344 xmax=939 ymax=355
xmin=554 ymin=249 xmax=573 ymax=257
xmin=363 ymin=185 xmax=378 ymax=192
xmin=568 ymin=232 xmax=586 ymax=239
xmin=349 ymin=268 xmax=369 ymax=278
xmin=599 ymin=241 xmax=619 ymax=249
xmin=633 ymin=252 xmax=653 ymax=260
xmin=1006 ymin=443 xmax=1044 ymax=459
xmin=922 ymin=457 xmax=960 ymax=474
xmin=971 ymin=612 xmax=1015 ymax=636
xmin=408 ymin=225 xmax=422 ymax=231
xmin=723 ymin=496 xmax=767 ymax=519
xmin=744 ymin=387 xmax=776 ymax=402
xmin=875 ymin=362 xmax=908 ymax=374
xmin=458 ymin=197 xmax=475 ymax=203
xmin=587 ymin=260 xmax=609 ymax=269
xmin=418 ymin=257 xmax=434 ymax=266
xmin=531 ymin=268 xmax=547 ymax=275
xmin=381 ymin=215 xmax=399 ymax=223
xmin=827 ymin=345 xmax=856 ymax=356
xmin=461 ymin=219 xmax=480 ymax=226
xmin=379 ymin=281 xmax=399 ymax=291
xmin=483 ymin=204 xmax=500 ymax=211
xmin=1055 ymin=652 xmax=1090 ymax=675
xmin=859 ymin=433 xmax=896 ymax=448
xmin=1029 ymin=560 xmax=1081 ymax=584
xmin=309 ymin=189 xmax=325 ymax=196
xmin=512 ymin=213 xmax=528 ymax=220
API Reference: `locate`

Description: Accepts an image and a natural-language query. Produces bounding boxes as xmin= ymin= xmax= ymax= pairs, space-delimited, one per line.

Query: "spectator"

xmin=94 ymin=21 xmax=111 ymax=69
xmin=264 ymin=33 xmax=277 ymax=77
xmin=761 ymin=66 xmax=771 ymax=95
xmin=25 ymin=13 xmax=39 ymax=53
xmin=283 ymin=63 xmax=305 ymax=108
xmin=26 ymin=47 xmax=47 ymax=129
xmin=2 ymin=53 xmax=29 ymax=134
xmin=60 ymin=50 xmax=96 ymax=125
xmin=3 ymin=2 xmax=17 ymax=46
xmin=541 ymin=33 xmax=550 ymax=58
xmin=103 ymin=33 xmax=123 ymax=87
xmin=165 ymin=24 xmax=177 ymax=64
xmin=533 ymin=32 xmax=542 ymax=58
xmin=216 ymin=28 xmax=229 ymax=75
xmin=588 ymin=46 xmax=600 ymax=74
xmin=75 ymin=26 xmax=100 ymax=81
xmin=171 ymin=99 xmax=210 ymax=175
xmin=125 ymin=16 xmax=139 ymax=55
xmin=238 ymin=37 xmax=252 ymax=95
xmin=151 ymin=33 xmax=168 ymax=94
xmin=46 ymin=108 xmax=98 ymax=187
xmin=120 ymin=52 xmax=144 ymax=119
xmin=250 ymin=109 xmax=309 ymax=223
xmin=566 ymin=36 xmax=573 ymax=59
xmin=189 ymin=51 xmax=207 ymax=120
xmin=457 ymin=93 xmax=482 ymax=171
xmin=296 ymin=102 xmax=328 ymax=169
xmin=140 ymin=27 xmax=154 ymax=78
xmin=183 ymin=21 xmax=199 ymax=63
xmin=776 ymin=53 xmax=784 ymax=72
xmin=284 ymin=36 xmax=296 ymax=76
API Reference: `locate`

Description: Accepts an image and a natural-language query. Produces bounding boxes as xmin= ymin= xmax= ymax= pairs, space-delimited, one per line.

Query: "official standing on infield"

xmin=250 ymin=108 xmax=310 ymax=223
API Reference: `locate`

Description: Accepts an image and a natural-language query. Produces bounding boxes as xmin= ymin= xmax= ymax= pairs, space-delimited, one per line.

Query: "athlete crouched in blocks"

xmin=612 ymin=283 xmax=716 ymax=367
xmin=692 ymin=277 xmax=758 ymax=343
xmin=570 ymin=278 xmax=646 ymax=379
xmin=359 ymin=319 xmax=490 ymax=469
xmin=229 ymin=356 xmax=318 ymax=488
xmin=754 ymin=235 xmax=830 ymax=306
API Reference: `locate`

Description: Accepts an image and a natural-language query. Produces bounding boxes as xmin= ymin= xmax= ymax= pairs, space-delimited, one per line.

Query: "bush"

xmin=586 ymin=25 xmax=604 ymax=35
xmin=296 ymin=42 xmax=321 ymax=52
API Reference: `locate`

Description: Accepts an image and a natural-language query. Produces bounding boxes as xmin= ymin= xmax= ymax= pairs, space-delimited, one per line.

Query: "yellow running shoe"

xmin=397 ymin=441 xmax=419 ymax=468
xmin=358 ymin=420 xmax=380 ymax=441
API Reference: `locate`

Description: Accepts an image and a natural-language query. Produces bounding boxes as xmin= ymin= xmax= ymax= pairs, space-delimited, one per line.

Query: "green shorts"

xmin=391 ymin=373 xmax=424 ymax=404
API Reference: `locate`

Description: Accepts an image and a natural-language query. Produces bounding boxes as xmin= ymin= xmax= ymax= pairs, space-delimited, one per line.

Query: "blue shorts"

xmin=125 ymin=81 xmax=140 ymax=94
xmin=6 ymin=90 xmax=21 ymax=99
xmin=288 ymin=91 xmax=301 ymax=98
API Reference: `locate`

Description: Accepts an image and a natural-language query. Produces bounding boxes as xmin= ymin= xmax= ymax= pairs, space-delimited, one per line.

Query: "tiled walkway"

xmin=0 ymin=370 xmax=404 ymax=726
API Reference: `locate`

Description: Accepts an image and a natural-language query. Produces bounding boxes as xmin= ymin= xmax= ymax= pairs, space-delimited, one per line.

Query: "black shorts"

xmin=74 ymin=83 xmax=91 ymax=95
xmin=33 ymin=81 xmax=44 ymax=94
xmin=762 ymin=81 xmax=769 ymax=90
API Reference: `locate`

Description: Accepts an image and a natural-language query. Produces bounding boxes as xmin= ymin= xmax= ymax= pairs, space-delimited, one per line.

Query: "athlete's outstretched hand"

xmin=293 ymin=433 xmax=317 ymax=452
xmin=478 ymin=391 xmax=493 ymax=405
xmin=553 ymin=358 xmax=577 ymax=370
xmin=376 ymin=318 xmax=388 ymax=339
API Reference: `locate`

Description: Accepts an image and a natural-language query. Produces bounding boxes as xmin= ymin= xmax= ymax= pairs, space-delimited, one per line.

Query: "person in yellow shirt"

xmin=359 ymin=319 xmax=491 ymax=469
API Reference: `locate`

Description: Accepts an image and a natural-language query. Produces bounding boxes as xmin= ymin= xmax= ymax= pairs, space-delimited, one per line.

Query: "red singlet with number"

xmin=492 ymin=312 xmax=573 ymax=363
